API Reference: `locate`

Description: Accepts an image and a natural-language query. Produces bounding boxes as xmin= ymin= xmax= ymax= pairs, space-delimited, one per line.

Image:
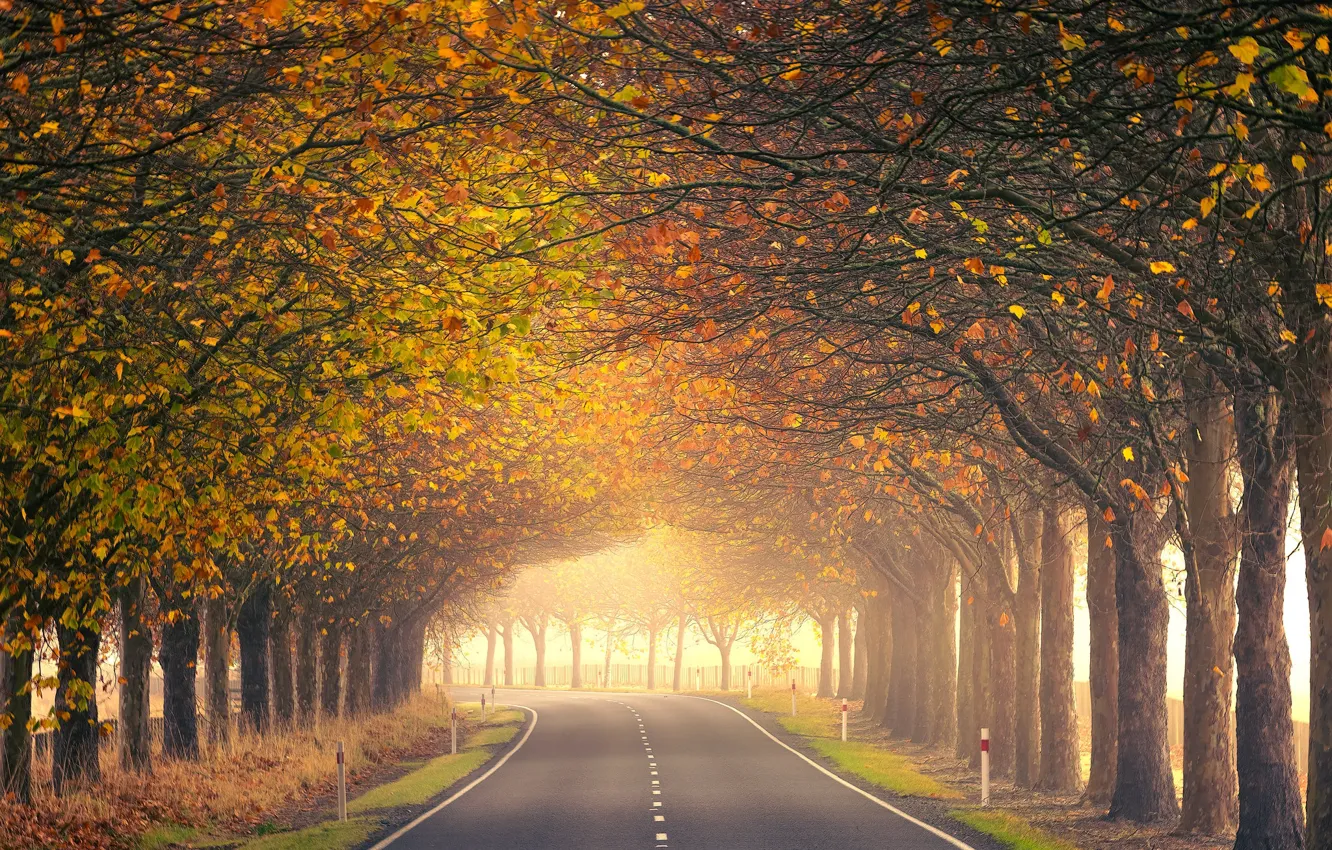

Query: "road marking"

xmin=657 ymin=833 xmax=668 ymax=840
xmin=367 ymin=704 xmax=538 ymax=850
xmin=653 ymin=789 xmax=661 ymax=795
xmin=653 ymin=801 xmax=662 ymax=806
xmin=684 ymin=696 xmax=978 ymax=850
xmin=655 ymin=815 xmax=665 ymax=822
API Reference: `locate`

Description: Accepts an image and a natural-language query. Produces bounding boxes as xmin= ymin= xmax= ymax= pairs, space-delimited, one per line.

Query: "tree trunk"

xmin=1232 ymin=388 xmax=1305 ymax=849
xmin=718 ymin=641 xmax=732 ymax=690
xmin=345 ymin=620 xmax=372 ymax=717
xmin=673 ymin=613 xmax=686 ymax=691
xmin=1295 ymin=366 xmax=1332 ymax=848
xmin=933 ymin=559 xmax=958 ymax=749
xmin=320 ymin=621 xmax=342 ymax=718
xmin=0 ymin=612 xmax=34 ymax=802
xmin=502 ymin=622 xmax=514 ymax=686
xmin=483 ymin=621 xmax=498 ymax=688
xmin=570 ymin=622 xmax=584 ymax=688
xmin=647 ymin=626 xmax=658 ymax=690
xmin=887 ymin=598 xmax=917 ymax=737
xmin=160 ymin=601 xmax=200 ymax=760
xmin=532 ymin=624 xmax=547 ymax=687
xmin=203 ymin=596 xmax=231 ymax=749
xmin=1084 ymin=505 xmax=1118 ymax=806
xmin=1178 ymin=371 xmax=1239 ymax=833
xmin=119 ymin=576 xmax=153 ymax=773
xmin=817 ymin=612 xmax=836 ymax=698
xmin=1037 ymin=506 xmax=1081 ymax=793
xmin=988 ymin=597 xmax=1016 ymax=777
xmin=236 ymin=584 xmax=271 ymax=734
xmin=836 ymin=609 xmax=852 ymax=699
xmin=1014 ymin=510 xmax=1042 ymax=789
xmin=956 ymin=575 xmax=976 ymax=761
xmin=1106 ymin=514 xmax=1178 ymax=822
xmin=969 ymin=568 xmax=991 ymax=770
xmin=850 ymin=603 xmax=867 ymax=700
xmin=53 ymin=621 xmax=101 ymax=796
xmin=295 ymin=611 xmax=319 ymax=726
xmin=602 ymin=629 xmax=612 ymax=687
xmin=866 ymin=592 xmax=892 ymax=724
xmin=373 ymin=621 xmax=400 ymax=709
xmin=270 ymin=607 xmax=295 ymax=729
xmin=912 ymin=582 xmax=936 ymax=744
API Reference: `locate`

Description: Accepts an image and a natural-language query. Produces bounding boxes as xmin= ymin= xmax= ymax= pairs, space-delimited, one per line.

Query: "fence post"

xmin=481 ymin=693 xmax=487 ymax=720
xmin=336 ymin=741 xmax=347 ymax=821
xmin=842 ymin=698 xmax=848 ymax=742
xmin=791 ymin=680 xmax=797 ymax=717
xmin=746 ymin=669 xmax=752 ymax=700
xmin=451 ymin=707 xmax=457 ymax=755
xmin=980 ymin=728 xmax=991 ymax=806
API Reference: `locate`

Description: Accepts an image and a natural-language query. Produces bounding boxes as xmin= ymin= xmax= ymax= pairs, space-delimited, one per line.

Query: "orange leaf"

xmin=1321 ymin=527 xmax=1332 ymax=551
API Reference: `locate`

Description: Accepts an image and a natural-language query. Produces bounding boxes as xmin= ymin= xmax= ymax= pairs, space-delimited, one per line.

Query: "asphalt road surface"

xmin=374 ymin=689 xmax=975 ymax=850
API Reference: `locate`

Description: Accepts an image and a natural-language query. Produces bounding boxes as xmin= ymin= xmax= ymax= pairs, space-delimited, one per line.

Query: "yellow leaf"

xmin=1058 ymin=22 xmax=1086 ymax=51
xmin=605 ymin=0 xmax=645 ymax=18
xmin=1229 ymin=37 xmax=1260 ymax=64
xmin=1050 ymin=290 xmax=1065 ymax=306
xmin=1149 ymin=261 xmax=1176 ymax=274
xmin=1292 ymin=154 xmax=1307 ymax=173
xmin=848 ymin=435 xmax=866 ymax=448
xmin=1315 ymin=283 xmax=1332 ymax=308
xmin=1199 ymin=197 xmax=1215 ymax=218
xmin=1008 ymin=304 xmax=1026 ymax=319
xmin=1281 ymin=328 xmax=1298 ymax=344
xmin=1122 ymin=446 xmax=1135 ymax=462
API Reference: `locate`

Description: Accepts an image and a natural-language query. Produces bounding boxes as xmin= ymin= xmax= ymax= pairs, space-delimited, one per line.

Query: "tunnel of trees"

xmin=0 ymin=3 xmax=1329 ymax=849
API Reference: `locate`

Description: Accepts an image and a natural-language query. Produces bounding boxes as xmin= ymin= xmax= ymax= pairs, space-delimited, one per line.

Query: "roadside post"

xmin=791 ymin=680 xmax=797 ymax=717
xmin=336 ymin=741 xmax=347 ymax=821
xmin=841 ymin=698 xmax=848 ymax=742
xmin=695 ymin=671 xmax=701 ymax=691
xmin=491 ymin=683 xmax=496 ymax=703
xmin=451 ymin=707 xmax=458 ymax=755
xmin=481 ymin=693 xmax=487 ymax=720
xmin=980 ymin=728 xmax=991 ymax=806
xmin=746 ymin=669 xmax=752 ymax=699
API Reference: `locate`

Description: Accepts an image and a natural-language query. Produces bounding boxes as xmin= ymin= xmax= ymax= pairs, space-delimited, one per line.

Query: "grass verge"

xmin=346 ymin=750 xmax=490 ymax=814
xmin=808 ymin=739 xmax=963 ymax=800
xmin=949 ymin=809 xmax=1080 ymax=850
xmin=239 ymin=818 xmax=380 ymax=850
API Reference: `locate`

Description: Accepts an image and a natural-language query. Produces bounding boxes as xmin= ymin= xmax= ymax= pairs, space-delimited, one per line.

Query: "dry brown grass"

xmin=2 ymin=693 xmax=454 ymax=850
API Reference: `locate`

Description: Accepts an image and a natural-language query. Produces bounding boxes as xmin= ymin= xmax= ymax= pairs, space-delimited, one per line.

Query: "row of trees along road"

xmin=2 ymin=4 xmax=1332 ymax=850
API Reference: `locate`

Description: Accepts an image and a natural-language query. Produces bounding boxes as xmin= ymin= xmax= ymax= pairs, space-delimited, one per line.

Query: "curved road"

xmin=374 ymin=689 xmax=975 ymax=850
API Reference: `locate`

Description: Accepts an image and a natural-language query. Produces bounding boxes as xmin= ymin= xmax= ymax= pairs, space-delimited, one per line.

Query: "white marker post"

xmin=451 ymin=707 xmax=458 ymax=755
xmin=481 ymin=693 xmax=487 ymax=720
xmin=980 ymin=728 xmax=991 ymax=807
xmin=336 ymin=741 xmax=347 ymax=821
xmin=841 ymin=698 xmax=848 ymax=742
xmin=746 ymin=669 xmax=752 ymax=700
xmin=791 ymin=680 xmax=797 ymax=717
xmin=695 ymin=671 xmax=701 ymax=691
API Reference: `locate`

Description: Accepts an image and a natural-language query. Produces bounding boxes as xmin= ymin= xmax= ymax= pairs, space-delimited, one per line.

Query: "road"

xmin=373 ymin=688 xmax=975 ymax=850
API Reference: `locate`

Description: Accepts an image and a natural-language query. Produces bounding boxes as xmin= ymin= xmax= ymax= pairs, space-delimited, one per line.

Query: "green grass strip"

xmin=807 ymin=739 xmax=963 ymax=800
xmin=241 ymin=817 xmax=380 ymax=850
xmin=949 ymin=809 xmax=1081 ymax=850
xmin=136 ymin=824 xmax=199 ymax=850
xmin=347 ymin=749 xmax=491 ymax=813
xmin=465 ymin=724 xmax=518 ymax=748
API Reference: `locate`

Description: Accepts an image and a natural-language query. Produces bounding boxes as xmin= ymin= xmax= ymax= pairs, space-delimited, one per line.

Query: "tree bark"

xmin=532 ymin=622 xmax=547 ymax=687
xmin=345 ymin=620 xmax=372 ymax=717
xmin=912 ymin=581 xmax=936 ymax=744
xmin=501 ymin=621 xmax=514 ymax=686
xmin=119 ymin=576 xmax=153 ymax=773
xmin=836 ymin=609 xmax=852 ymax=699
xmin=718 ymin=640 xmax=732 ymax=690
xmin=672 ymin=613 xmax=686 ymax=691
xmin=483 ymin=620 xmax=498 ymax=688
xmin=53 ymin=621 xmax=101 ymax=796
xmin=373 ymin=620 xmax=401 ymax=709
xmin=1177 ymin=370 xmax=1239 ymax=833
xmin=1232 ymin=388 xmax=1305 ymax=849
xmin=887 ymin=597 xmax=917 ymax=738
xmin=817 ymin=611 xmax=836 ymax=698
xmin=647 ymin=626 xmax=658 ymax=690
xmin=203 ymin=596 xmax=231 ymax=749
xmin=236 ymin=584 xmax=271 ymax=734
xmin=1037 ymin=506 xmax=1081 ymax=793
xmin=1014 ymin=509 xmax=1042 ymax=789
xmin=933 ymin=559 xmax=958 ymax=749
xmin=969 ymin=568 xmax=991 ymax=770
xmin=570 ymin=622 xmax=584 ymax=688
xmin=270 ymin=606 xmax=295 ymax=729
xmin=988 ymin=595 xmax=1016 ymax=778
xmin=956 ymin=574 xmax=976 ymax=761
xmin=295 ymin=610 xmax=319 ymax=726
xmin=320 ymin=620 xmax=342 ymax=718
xmin=0 ymin=611 xmax=34 ymax=803
xmin=160 ymin=601 xmax=200 ymax=760
xmin=850 ymin=602 xmax=867 ymax=700
xmin=1084 ymin=505 xmax=1118 ymax=806
xmin=866 ymin=591 xmax=892 ymax=725
xmin=1106 ymin=514 xmax=1178 ymax=822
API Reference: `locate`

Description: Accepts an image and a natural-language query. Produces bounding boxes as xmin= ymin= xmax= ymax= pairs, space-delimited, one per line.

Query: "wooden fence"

xmin=449 ymin=662 xmax=827 ymax=692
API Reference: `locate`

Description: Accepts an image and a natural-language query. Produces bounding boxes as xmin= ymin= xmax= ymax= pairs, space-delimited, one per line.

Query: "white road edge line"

xmin=367 ymin=703 xmax=538 ymax=850
xmin=684 ymin=696 xmax=977 ymax=850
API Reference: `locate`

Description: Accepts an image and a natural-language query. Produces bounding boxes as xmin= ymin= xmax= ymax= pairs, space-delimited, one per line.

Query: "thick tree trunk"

xmin=887 ymin=598 xmax=917 ymax=737
xmin=1084 ymin=506 xmax=1118 ymax=806
xmin=320 ymin=621 xmax=342 ymax=718
xmin=1178 ymin=372 xmax=1239 ymax=833
xmin=969 ymin=569 xmax=991 ymax=770
xmin=270 ymin=608 xmax=295 ymax=729
xmin=0 ymin=611 xmax=34 ymax=803
xmin=647 ymin=627 xmax=657 ymax=690
xmin=817 ymin=612 xmax=836 ymax=698
xmin=203 ymin=596 xmax=231 ymax=749
xmin=1106 ymin=515 xmax=1178 ymax=822
xmin=502 ymin=622 xmax=514 ymax=686
xmin=673 ymin=613 xmax=686 ymax=691
xmin=236 ymin=584 xmax=272 ymax=734
xmin=850 ymin=603 xmax=867 ymax=700
xmin=603 ymin=629 xmax=612 ymax=687
xmin=1232 ymin=389 xmax=1305 ymax=849
xmin=119 ymin=576 xmax=153 ymax=773
xmin=373 ymin=621 xmax=400 ymax=709
xmin=1295 ymin=372 xmax=1332 ymax=848
xmin=1014 ymin=510 xmax=1042 ymax=789
xmin=295 ymin=611 xmax=319 ymax=726
xmin=483 ymin=621 xmax=498 ymax=688
xmin=718 ymin=642 xmax=732 ymax=690
xmin=160 ymin=602 xmax=200 ymax=760
xmin=1037 ymin=506 xmax=1081 ymax=793
xmin=933 ymin=559 xmax=958 ymax=749
xmin=836 ymin=609 xmax=852 ymax=699
xmin=53 ymin=622 xmax=101 ymax=796
xmin=532 ymin=624 xmax=547 ymax=687
xmin=912 ymin=583 xmax=936 ymax=744
xmin=988 ymin=598 xmax=1016 ymax=778
xmin=345 ymin=620 xmax=372 ymax=717
xmin=407 ymin=621 xmax=426 ymax=694
xmin=570 ymin=622 xmax=584 ymax=688
xmin=866 ymin=592 xmax=892 ymax=724
xmin=956 ymin=576 xmax=976 ymax=761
